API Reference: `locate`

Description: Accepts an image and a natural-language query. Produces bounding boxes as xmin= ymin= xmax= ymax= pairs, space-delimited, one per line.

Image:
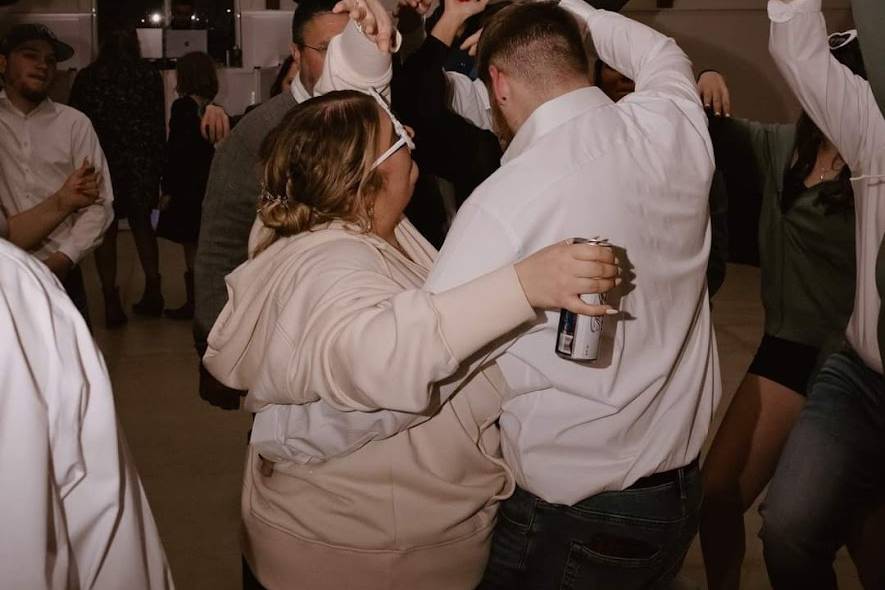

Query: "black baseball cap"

xmin=0 ymin=24 xmax=75 ymax=62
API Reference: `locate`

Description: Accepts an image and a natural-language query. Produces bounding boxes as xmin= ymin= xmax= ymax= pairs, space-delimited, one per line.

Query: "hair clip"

xmin=259 ymin=187 xmax=289 ymax=209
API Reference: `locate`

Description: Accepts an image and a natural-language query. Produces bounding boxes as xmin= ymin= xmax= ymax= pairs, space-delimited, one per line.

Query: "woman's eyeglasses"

xmin=368 ymin=87 xmax=415 ymax=170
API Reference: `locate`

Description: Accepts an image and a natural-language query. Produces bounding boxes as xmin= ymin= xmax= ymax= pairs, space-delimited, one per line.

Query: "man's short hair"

xmin=476 ymin=1 xmax=589 ymax=88
xmin=291 ymin=0 xmax=341 ymax=45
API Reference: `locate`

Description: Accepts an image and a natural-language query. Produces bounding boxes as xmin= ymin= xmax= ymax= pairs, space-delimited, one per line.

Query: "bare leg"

xmin=93 ymin=218 xmax=128 ymax=328
xmin=129 ymin=205 xmax=164 ymax=316
xmin=93 ymin=218 xmax=119 ymax=293
xmin=183 ymin=242 xmax=197 ymax=272
xmin=127 ymin=205 xmax=160 ymax=282
xmin=164 ymin=242 xmax=197 ymax=320
xmin=700 ymin=374 xmax=806 ymax=590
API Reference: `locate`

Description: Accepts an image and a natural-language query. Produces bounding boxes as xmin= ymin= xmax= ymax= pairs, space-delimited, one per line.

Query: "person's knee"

xmin=759 ymin=492 xmax=820 ymax=574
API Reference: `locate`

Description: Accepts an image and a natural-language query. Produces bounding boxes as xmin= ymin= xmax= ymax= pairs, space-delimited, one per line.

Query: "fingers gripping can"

xmin=555 ymin=237 xmax=608 ymax=362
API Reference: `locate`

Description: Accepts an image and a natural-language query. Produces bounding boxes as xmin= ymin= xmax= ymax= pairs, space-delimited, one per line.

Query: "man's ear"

xmin=489 ymin=64 xmax=510 ymax=105
xmin=289 ymin=42 xmax=301 ymax=63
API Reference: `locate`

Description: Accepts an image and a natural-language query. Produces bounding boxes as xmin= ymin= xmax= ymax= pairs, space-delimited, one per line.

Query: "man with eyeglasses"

xmin=193 ymin=0 xmax=403 ymax=410
xmin=0 ymin=24 xmax=114 ymax=322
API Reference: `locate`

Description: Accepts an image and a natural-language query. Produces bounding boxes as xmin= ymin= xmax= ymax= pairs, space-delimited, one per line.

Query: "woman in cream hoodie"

xmin=204 ymin=90 xmax=619 ymax=590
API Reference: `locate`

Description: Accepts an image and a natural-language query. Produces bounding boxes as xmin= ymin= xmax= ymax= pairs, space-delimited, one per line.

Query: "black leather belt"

xmin=629 ymin=458 xmax=699 ymax=490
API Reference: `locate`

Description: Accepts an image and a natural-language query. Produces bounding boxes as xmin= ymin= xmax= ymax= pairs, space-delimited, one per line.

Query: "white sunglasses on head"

xmin=368 ymin=87 xmax=415 ymax=170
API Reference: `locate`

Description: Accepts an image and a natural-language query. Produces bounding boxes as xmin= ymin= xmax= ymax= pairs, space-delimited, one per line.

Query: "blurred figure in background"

xmin=269 ymin=55 xmax=298 ymax=98
xmin=69 ymin=27 xmax=166 ymax=328
xmin=156 ymin=51 xmax=218 ymax=320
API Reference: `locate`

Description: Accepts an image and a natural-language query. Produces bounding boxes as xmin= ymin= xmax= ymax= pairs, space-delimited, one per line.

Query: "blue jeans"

xmin=760 ymin=350 xmax=885 ymax=589
xmin=478 ymin=461 xmax=701 ymax=589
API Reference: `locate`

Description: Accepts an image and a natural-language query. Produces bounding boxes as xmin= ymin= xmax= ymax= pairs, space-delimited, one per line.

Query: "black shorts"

xmin=747 ymin=334 xmax=821 ymax=395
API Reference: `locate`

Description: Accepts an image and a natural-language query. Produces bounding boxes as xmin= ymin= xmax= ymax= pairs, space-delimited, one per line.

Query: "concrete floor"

xmin=80 ymin=236 xmax=862 ymax=589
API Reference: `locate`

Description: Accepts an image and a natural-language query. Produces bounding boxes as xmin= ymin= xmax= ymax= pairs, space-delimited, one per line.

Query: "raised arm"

xmin=768 ymin=0 xmax=885 ymax=169
xmin=562 ymin=0 xmax=703 ymax=120
xmin=315 ymin=0 xmax=401 ymax=97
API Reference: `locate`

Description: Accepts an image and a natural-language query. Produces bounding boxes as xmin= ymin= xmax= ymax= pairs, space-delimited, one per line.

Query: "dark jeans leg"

xmin=759 ymin=351 xmax=885 ymax=590
xmin=62 ymin=265 xmax=91 ymax=329
xmin=479 ymin=462 xmax=702 ymax=590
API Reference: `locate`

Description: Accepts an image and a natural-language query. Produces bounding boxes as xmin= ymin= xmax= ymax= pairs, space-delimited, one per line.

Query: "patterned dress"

xmin=68 ymin=58 xmax=165 ymax=218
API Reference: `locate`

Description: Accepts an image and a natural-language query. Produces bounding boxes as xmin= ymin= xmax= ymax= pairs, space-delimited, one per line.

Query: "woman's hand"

xmin=431 ymin=0 xmax=488 ymax=47
xmin=697 ymin=70 xmax=731 ymax=117
xmin=515 ymin=240 xmax=621 ymax=316
xmin=334 ymin=0 xmax=396 ymax=53
xmin=459 ymin=28 xmax=482 ymax=57
xmin=397 ymin=0 xmax=434 ymax=17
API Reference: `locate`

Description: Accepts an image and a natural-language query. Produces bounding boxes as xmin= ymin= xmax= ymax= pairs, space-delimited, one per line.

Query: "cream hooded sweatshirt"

xmin=204 ymin=219 xmax=535 ymax=589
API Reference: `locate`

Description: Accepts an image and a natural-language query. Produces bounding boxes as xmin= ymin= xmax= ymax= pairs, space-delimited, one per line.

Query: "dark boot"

xmin=164 ymin=271 xmax=194 ymax=320
xmin=133 ymin=275 xmax=164 ymax=316
xmin=103 ymin=287 xmax=128 ymax=329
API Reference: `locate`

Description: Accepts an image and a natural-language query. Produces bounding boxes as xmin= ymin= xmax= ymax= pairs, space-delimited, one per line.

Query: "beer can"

xmin=555 ymin=237 xmax=608 ymax=362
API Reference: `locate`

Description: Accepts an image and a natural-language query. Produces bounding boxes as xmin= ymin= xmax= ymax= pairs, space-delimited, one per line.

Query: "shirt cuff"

xmin=56 ymin=244 xmax=81 ymax=265
xmin=768 ymin=0 xmax=821 ymax=23
xmin=432 ymin=265 xmax=535 ymax=361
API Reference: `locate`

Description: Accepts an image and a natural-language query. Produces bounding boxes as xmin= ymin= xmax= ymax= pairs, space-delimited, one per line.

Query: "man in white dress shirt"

xmin=422 ymin=2 xmax=720 ymax=586
xmin=0 ymin=237 xmax=174 ymax=589
xmin=0 ymin=24 xmax=114 ymax=322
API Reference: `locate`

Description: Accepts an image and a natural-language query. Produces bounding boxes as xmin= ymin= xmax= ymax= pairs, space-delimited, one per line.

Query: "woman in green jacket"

xmin=699 ymin=32 xmax=864 ymax=590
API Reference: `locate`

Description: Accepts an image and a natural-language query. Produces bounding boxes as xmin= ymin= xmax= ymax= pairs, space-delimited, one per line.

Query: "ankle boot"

xmin=104 ymin=287 xmax=128 ymax=329
xmin=164 ymin=271 xmax=194 ymax=320
xmin=133 ymin=275 xmax=164 ymax=316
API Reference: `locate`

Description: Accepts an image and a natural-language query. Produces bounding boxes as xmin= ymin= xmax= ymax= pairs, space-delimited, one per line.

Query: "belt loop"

xmin=678 ymin=466 xmax=687 ymax=502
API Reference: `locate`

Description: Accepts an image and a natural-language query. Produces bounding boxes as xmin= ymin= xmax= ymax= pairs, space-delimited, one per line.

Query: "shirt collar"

xmin=501 ymin=86 xmax=611 ymax=165
xmin=0 ymin=90 xmax=56 ymax=118
xmin=290 ymin=75 xmax=312 ymax=103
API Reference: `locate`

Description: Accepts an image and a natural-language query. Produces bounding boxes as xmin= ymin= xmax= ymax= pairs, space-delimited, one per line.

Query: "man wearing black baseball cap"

xmin=0 ymin=22 xmax=113 ymax=323
xmin=0 ymin=23 xmax=74 ymax=63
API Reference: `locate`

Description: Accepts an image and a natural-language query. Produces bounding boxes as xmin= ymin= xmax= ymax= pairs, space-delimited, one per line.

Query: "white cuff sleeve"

xmin=768 ymin=0 xmax=822 ymax=23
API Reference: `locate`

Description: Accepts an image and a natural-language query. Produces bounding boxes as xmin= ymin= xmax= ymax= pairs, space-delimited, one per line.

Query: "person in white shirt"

xmin=0 ymin=24 xmax=114 ymax=323
xmin=0 ymin=238 xmax=174 ymax=589
xmin=758 ymin=1 xmax=885 ymax=588
xmin=418 ymin=2 xmax=720 ymax=586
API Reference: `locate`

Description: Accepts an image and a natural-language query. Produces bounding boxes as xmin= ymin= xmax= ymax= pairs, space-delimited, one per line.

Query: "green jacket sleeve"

xmin=852 ymin=0 xmax=885 ymax=117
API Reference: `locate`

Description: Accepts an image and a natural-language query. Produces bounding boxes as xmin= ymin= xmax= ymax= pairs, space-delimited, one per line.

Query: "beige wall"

xmin=624 ymin=4 xmax=852 ymax=122
xmin=0 ymin=0 xmax=92 ymax=14
xmin=240 ymin=0 xmax=854 ymax=122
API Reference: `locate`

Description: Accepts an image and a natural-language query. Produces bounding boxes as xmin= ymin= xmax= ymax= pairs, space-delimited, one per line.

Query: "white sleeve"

xmin=56 ymin=117 xmax=114 ymax=264
xmin=314 ymin=21 xmax=402 ymax=99
xmin=0 ymin=245 xmax=173 ymax=589
xmin=768 ymin=0 xmax=885 ymax=170
xmin=445 ymin=70 xmax=494 ymax=131
xmin=561 ymin=0 xmax=706 ymax=131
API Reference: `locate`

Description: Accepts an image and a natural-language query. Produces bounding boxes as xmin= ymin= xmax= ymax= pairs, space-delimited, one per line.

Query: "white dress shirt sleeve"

xmin=768 ymin=0 xmax=885 ymax=170
xmin=561 ymin=0 xmax=706 ymax=129
xmin=56 ymin=117 xmax=114 ymax=264
xmin=0 ymin=243 xmax=172 ymax=590
xmin=445 ymin=71 xmax=494 ymax=131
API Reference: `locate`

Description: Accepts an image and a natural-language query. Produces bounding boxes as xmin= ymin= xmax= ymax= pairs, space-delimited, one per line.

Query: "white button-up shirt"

xmin=769 ymin=0 xmax=885 ymax=375
xmin=0 ymin=239 xmax=173 ymax=589
xmin=426 ymin=3 xmax=721 ymax=505
xmin=0 ymin=92 xmax=113 ymax=264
